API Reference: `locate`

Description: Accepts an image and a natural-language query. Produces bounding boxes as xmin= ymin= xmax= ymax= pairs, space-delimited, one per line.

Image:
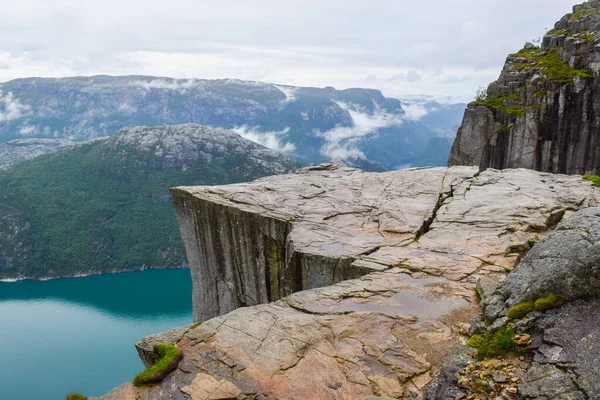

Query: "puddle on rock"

xmin=310 ymin=277 xmax=470 ymax=319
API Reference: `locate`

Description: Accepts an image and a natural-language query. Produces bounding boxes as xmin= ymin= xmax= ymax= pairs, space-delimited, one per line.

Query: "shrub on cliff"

xmin=133 ymin=344 xmax=182 ymax=386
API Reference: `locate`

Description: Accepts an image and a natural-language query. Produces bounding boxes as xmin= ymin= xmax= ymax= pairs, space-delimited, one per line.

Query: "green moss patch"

xmin=133 ymin=344 xmax=182 ymax=387
xmin=475 ymin=92 xmax=527 ymax=117
xmin=65 ymin=394 xmax=86 ymax=400
xmin=507 ymin=301 xmax=535 ymax=319
xmin=570 ymin=3 xmax=600 ymax=21
xmin=467 ymin=327 xmax=517 ymax=360
xmin=584 ymin=174 xmax=600 ymax=187
xmin=535 ymin=294 xmax=566 ymax=312
xmin=466 ymin=334 xmax=484 ymax=348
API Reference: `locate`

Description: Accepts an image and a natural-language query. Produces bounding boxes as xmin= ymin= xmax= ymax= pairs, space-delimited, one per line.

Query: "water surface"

xmin=0 ymin=269 xmax=192 ymax=400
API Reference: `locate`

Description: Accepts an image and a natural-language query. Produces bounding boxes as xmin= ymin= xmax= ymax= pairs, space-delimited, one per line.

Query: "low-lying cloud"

xmin=274 ymin=85 xmax=298 ymax=103
xmin=0 ymin=91 xmax=29 ymax=121
xmin=232 ymin=125 xmax=296 ymax=153
xmin=317 ymin=101 xmax=404 ymax=160
xmin=131 ymin=78 xmax=200 ymax=92
xmin=402 ymin=103 xmax=431 ymax=121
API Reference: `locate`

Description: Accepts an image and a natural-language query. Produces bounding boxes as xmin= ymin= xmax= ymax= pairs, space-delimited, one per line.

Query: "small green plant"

xmin=189 ymin=322 xmax=201 ymax=329
xmin=534 ymin=294 xmax=566 ymax=312
xmin=584 ymin=174 xmax=600 ymax=187
xmin=466 ymin=327 xmax=517 ymax=360
xmin=65 ymin=394 xmax=86 ymax=400
xmin=527 ymin=239 xmax=537 ymax=248
xmin=507 ymin=301 xmax=535 ymax=319
xmin=133 ymin=344 xmax=182 ymax=386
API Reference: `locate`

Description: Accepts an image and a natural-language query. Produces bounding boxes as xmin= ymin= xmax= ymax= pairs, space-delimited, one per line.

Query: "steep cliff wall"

xmin=450 ymin=1 xmax=600 ymax=174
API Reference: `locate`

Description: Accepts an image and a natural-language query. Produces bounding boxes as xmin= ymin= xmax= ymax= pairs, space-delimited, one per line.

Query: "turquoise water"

xmin=0 ymin=269 xmax=193 ymax=400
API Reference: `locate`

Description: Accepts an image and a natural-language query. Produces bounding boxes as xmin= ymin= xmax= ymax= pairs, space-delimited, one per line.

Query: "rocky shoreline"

xmin=0 ymin=264 xmax=188 ymax=283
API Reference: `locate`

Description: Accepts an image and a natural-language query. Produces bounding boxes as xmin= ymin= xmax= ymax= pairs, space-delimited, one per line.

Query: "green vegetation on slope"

xmin=511 ymin=47 xmax=592 ymax=83
xmin=475 ymin=92 xmax=527 ymax=117
xmin=0 ymin=127 xmax=298 ymax=279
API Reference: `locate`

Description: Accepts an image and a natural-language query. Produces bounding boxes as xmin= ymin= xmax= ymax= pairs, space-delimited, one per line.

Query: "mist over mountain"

xmin=0 ymin=76 xmax=465 ymax=170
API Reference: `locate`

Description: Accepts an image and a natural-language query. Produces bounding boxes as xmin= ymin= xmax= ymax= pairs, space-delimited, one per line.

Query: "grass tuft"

xmin=467 ymin=327 xmax=517 ymax=360
xmin=133 ymin=344 xmax=182 ymax=387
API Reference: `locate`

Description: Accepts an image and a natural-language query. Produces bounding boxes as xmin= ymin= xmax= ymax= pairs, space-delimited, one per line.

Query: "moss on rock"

xmin=535 ymin=294 xmax=566 ymax=312
xmin=133 ymin=344 xmax=182 ymax=387
xmin=507 ymin=301 xmax=536 ymax=319
xmin=65 ymin=394 xmax=86 ymax=400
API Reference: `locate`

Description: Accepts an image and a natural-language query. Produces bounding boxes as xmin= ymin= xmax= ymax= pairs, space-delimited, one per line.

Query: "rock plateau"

xmin=98 ymin=165 xmax=599 ymax=399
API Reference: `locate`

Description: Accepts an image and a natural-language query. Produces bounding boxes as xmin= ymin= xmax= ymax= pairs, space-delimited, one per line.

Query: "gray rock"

xmin=483 ymin=206 xmax=600 ymax=320
xmin=0 ymin=138 xmax=75 ymax=168
xmin=422 ymin=348 xmax=471 ymax=400
xmin=476 ymin=277 xmax=499 ymax=302
xmin=520 ymin=300 xmax=600 ymax=398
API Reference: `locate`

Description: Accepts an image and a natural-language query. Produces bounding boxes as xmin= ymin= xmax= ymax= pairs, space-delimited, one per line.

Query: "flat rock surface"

xmin=107 ymin=167 xmax=598 ymax=399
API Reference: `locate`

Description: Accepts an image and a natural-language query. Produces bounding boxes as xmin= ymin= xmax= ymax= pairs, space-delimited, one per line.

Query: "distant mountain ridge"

xmin=0 ymin=76 xmax=465 ymax=169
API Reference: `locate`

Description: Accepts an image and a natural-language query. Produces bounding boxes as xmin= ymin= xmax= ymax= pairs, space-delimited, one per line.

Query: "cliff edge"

xmin=449 ymin=1 xmax=600 ymax=174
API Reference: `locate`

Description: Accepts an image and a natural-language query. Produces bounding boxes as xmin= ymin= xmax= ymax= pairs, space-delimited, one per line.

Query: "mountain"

xmin=0 ymin=138 xmax=75 ymax=168
xmin=449 ymin=1 xmax=600 ymax=174
xmin=0 ymin=124 xmax=298 ymax=280
xmin=0 ymin=76 xmax=458 ymax=170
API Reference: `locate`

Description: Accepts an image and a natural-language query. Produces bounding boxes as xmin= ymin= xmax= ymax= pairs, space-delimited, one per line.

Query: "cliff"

xmin=98 ymin=166 xmax=599 ymax=400
xmin=449 ymin=1 xmax=600 ymax=174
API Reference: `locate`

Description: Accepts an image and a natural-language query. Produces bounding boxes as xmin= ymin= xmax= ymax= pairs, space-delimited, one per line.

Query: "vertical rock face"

xmin=449 ymin=1 xmax=600 ymax=174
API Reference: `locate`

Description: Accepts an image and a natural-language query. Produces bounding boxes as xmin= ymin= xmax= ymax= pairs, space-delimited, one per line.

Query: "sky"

xmin=0 ymin=0 xmax=579 ymax=102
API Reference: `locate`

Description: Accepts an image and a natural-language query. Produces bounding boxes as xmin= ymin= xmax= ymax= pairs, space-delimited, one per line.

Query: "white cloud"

xmin=0 ymin=91 xmax=29 ymax=121
xmin=131 ymin=78 xmax=200 ymax=92
xmin=402 ymin=103 xmax=430 ymax=121
xmin=317 ymin=101 xmax=405 ymax=159
xmin=232 ymin=125 xmax=296 ymax=153
xmin=274 ymin=85 xmax=298 ymax=102
xmin=18 ymin=125 xmax=36 ymax=135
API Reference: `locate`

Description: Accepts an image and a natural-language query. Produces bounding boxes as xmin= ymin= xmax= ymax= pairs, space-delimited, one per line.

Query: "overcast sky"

xmin=0 ymin=0 xmax=578 ymax=102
